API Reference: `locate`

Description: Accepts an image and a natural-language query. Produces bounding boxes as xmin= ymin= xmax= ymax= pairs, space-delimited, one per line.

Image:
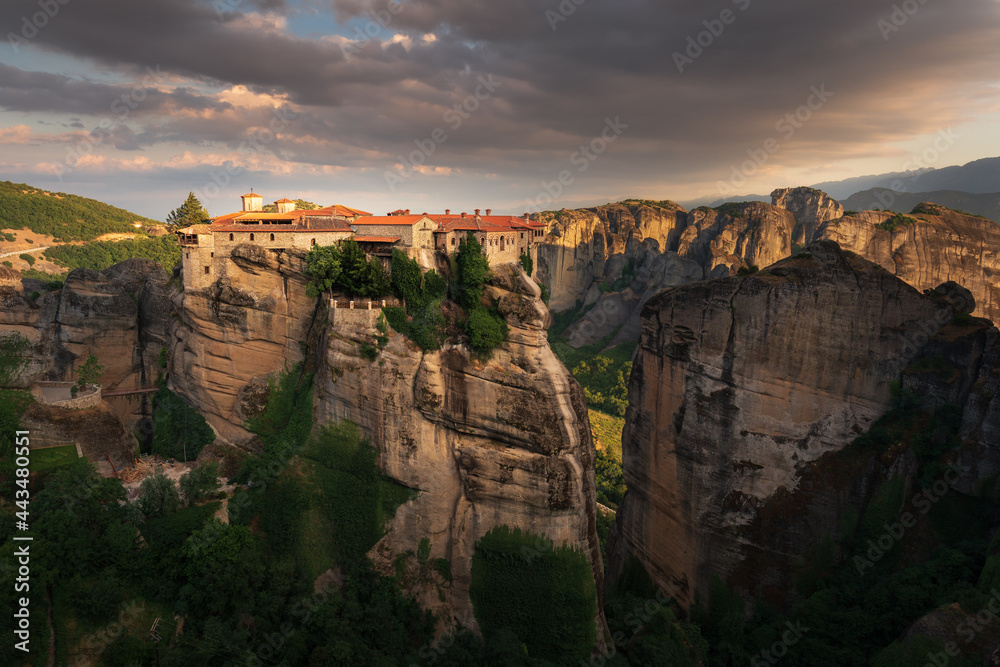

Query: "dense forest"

xmin=0 ymin=181 xmax=160 ymax=242
xmin=44 ymin=236 xmax=181 ymax=272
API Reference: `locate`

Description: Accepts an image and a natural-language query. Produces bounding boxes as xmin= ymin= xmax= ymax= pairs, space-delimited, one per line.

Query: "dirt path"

xmin=0 ymin=246 xmax=50 ymax=258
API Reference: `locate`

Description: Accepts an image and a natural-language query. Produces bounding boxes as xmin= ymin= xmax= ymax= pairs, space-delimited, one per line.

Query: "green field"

xmin=30 ymin=444 xmax=79 ymax=471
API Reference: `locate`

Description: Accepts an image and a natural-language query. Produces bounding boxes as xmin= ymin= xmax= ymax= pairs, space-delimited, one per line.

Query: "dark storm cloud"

xmin=2 ymin=0 xmax=999 ymax=193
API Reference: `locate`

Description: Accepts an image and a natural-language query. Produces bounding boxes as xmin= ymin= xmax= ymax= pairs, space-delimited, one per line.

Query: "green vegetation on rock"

xmin=45 ymin=235 xmax=181 ymax=272
xmin=470 ymin=525 xmax=598 ymax=661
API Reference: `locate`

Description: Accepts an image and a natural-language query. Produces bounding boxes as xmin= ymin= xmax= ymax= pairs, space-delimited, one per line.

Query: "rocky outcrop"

xmin=771 ymin=186 xmax=845 ymax=246
xmin=314 ymin=264 xmax=607 ymax=643
xmin=815 ymin=206 xmax=1000 ymax=325
xmin=168 ymin=246 xmax=318 ymax=448
xmin=538 ymin=201 xmax=797 ymax=348
xmin=0 ymin=259 xmax=171 ymax=392
xmin=606 ymin=241 xmax=1000 ymax=609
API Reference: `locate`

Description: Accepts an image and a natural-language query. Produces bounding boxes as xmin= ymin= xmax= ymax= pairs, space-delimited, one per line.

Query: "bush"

xmin=469 ymin=525 xmax=597 ymax=661
xmin=151 ymin=386 xmax=215 ymax=461
xmin=18 ymin=253 xmax=34 ymax=266
xmin=519 ymin=251 xmax=533 ymax=277
xmin=466 ymin=306 xmax=507 ymax=353
xmin=876 ymin=213 xmax=920 ymax=232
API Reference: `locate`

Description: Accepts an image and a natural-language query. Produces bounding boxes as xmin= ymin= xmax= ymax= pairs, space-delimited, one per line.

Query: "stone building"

xmin=431 ymin=209 xmax=545 ymax=265
xmin=178 ymin=195 xmax=546 ymax=291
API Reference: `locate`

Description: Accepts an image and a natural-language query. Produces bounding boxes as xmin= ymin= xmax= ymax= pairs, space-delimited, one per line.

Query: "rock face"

xmin=814 ymin=206 xmax=1000 ymax=325
xmin=770 ymin=186 xmax=844 ymax=246
xmin=21 ymin=401 xmax=137 ymax=472
xmin=539 ymin=193 xmax=1000 ymax=348
xmin=314 ymin=265 xmax=607 ymax=642
xmin=537 ymin=201 xmax=797 ymax=347
xmin=606 ymin=241 xmax=1000 ymax=608
xmin=168 ymin=246 xmax=318 ymax=448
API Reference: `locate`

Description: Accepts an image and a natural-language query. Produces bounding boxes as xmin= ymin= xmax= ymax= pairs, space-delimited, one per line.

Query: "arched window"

xmin=229 ymin=233 xmax=234 ymax=241
xmin=270 ymin=233 xmax=275 ymax=241
xmin=311 ymin=238 xmax=316 ymax=246
xmin=451 ymin=237 xmax=456 ymax=246
xmin=250 ymin=233 xmax=255 ymax=241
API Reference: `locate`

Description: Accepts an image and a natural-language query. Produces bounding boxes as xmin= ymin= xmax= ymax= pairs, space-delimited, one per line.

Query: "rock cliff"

xmin=167 ymin=245 xmax=319 ymax=448
xmin=770 ymin=186 xmax=844 ymax=246
xmin=167 ymin=246 xmax=607 ymax=640
xmin=606 ymin=241 xmax=1000 ymax=608
xmin=314 ymin=264 xmax=607 ymax=640
xmin=814 ymin=206 xmax=1000 ymax=325
xmin=537 ymin=201 xmax=797 ymax=348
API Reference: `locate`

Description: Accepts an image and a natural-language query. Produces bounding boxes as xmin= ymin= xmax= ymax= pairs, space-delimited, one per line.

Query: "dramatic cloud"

xmin=1 ymin=0 xmax=998 ymax=217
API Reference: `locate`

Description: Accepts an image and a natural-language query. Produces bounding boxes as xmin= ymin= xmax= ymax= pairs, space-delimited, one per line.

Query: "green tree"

xmin=456 ymin=232 xmax=490 ymax=310
xmin=138 ymin=472 xmax=181 ymax=517
xmin=305 ymin=244 xmax=343 ymax=297
xmin=166 ymin=192 xmax=210 ymax=229
xmin=76 ymin=353 xmax=104 ymax=387
xmin=179 ymin=461 xmax=221 ymax=505
xmin=18 ymin=252 xmax=35 ymax=266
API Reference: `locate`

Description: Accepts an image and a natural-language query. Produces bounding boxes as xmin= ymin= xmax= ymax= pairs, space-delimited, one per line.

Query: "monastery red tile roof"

xmin=353 ymin=236 xmax=401 ymax=243
xmin=353 ymin=215 xmax=432 ymax=225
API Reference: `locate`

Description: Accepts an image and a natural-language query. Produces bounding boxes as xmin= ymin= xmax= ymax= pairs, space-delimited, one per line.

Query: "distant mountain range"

xmin=681 ymin=156 xmax=1000 ymax=222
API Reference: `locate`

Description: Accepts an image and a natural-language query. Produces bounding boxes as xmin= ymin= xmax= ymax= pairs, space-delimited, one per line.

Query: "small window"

xmin=204 ymin=266 xmax=210 ymax=275
xmin=250 ymin=233 xmax=255 ymax=241
xmin=311 ymin=238 xmax=316 ymax=246
xmin=520 ymin=233 xmax=524 ymax=239
xmin=210 ymin=252 xmax=214 ymax=258
xmin=229 ymin=233 xmax=234 ymax=241
xmin=451 ymin=238 xmax=455 ymax=246
xmin=270 ymin=233 xmax=275 ymax=241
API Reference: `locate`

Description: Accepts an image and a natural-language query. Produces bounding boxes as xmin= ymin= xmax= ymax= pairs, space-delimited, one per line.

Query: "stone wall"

xmin=31 ymin=381 xmax=103 ymax=409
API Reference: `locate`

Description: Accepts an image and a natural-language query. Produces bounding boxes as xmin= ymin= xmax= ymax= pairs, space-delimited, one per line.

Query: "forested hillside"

xmin=0 ymin=180 xmax=160 ymax=242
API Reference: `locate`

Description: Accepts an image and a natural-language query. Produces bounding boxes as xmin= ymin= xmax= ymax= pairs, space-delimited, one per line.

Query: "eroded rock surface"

xmin=606 ymin=241 xmax=1000 ymax=608
xmin=315 ymin=265 xmax=607 ymax=641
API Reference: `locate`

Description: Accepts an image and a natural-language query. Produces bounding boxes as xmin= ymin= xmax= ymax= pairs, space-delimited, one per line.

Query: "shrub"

xmin=875 ymin=213 xmax=920 ymax=232
xmin=736 ymin=265 xmax=759 ymax=277
xmin=519 ymin=251 xmax=533 ymax=277
xmin=470 ymin=525 xmax=597 ymax=661
xmin=18 ymin=253 xmax=34 ymax=266
xmin=466 ymin=306 xmax=507 ymax=353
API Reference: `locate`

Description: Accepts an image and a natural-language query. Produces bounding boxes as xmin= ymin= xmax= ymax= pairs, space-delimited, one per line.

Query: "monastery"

xmin=177 ymin=192 xmax=546 ymax=290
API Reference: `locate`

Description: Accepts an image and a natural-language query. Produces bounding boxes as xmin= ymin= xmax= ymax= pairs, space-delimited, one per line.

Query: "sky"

xmin=1 ymin=0 xmax=999 ymax=220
